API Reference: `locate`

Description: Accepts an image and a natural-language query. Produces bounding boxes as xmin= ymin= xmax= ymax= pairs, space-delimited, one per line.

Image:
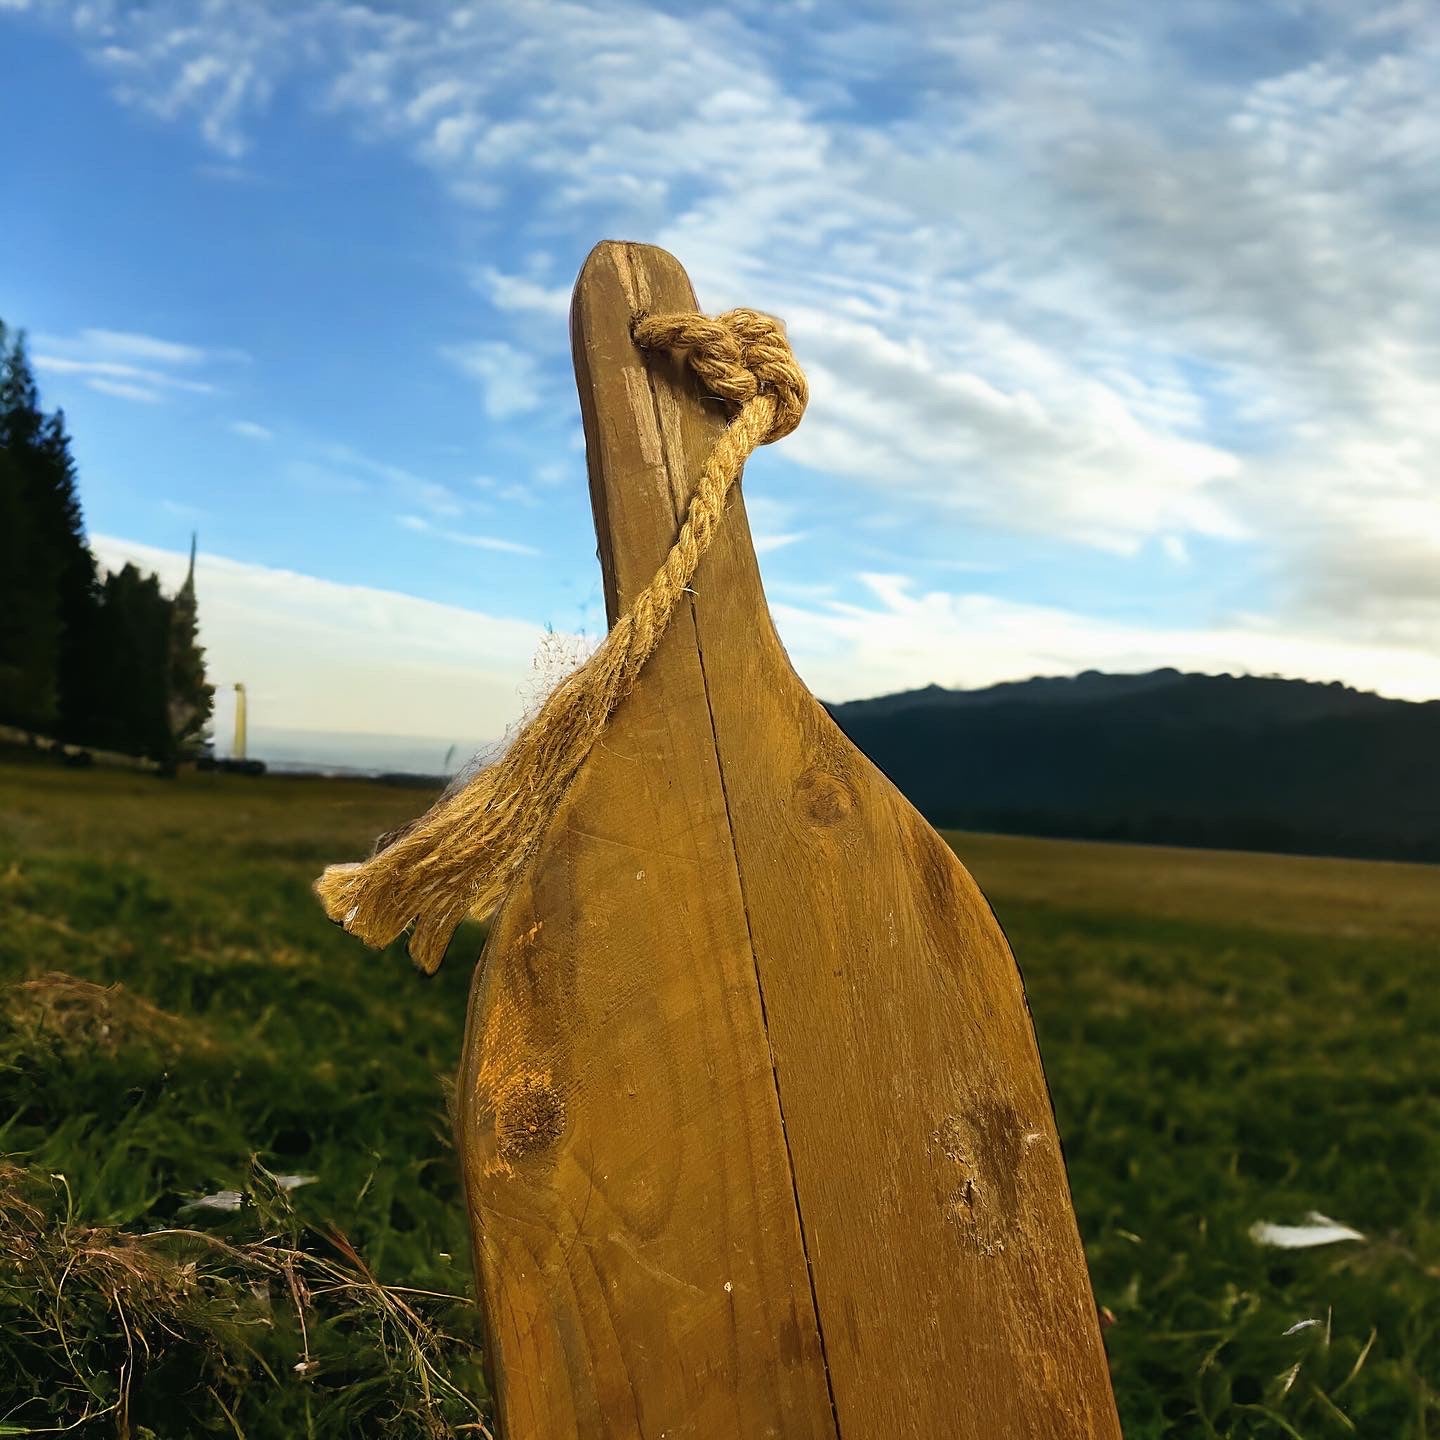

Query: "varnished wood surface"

xmin=456 ymin=241 xmax=1122 ymax=1438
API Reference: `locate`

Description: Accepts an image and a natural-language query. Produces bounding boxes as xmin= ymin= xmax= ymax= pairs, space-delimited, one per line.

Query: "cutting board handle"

xmin=571 ymin=241 xmax=778 ymax=641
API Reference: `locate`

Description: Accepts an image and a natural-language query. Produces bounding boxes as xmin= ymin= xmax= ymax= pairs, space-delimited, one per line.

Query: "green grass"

xmin=2 ymin=760 xmax=1437 ymax=1436
xmin=958 ymin=833 xmax=1440 ymax=1438
xmin=0 ymin=762 xmax=491 ymax=1437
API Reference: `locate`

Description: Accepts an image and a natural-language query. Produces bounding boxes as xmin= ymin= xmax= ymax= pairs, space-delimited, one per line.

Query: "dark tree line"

xmin=0 ymin=320 xmax=213 ymax=767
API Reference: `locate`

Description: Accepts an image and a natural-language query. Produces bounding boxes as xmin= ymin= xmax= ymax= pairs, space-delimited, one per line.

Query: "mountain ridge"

xmin=825 ymin=669 xmax=1438 ymax=863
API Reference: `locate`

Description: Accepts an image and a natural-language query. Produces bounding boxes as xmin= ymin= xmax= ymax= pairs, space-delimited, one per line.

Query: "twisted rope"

xmin=313 ymin=307 xmax=808 ymax=973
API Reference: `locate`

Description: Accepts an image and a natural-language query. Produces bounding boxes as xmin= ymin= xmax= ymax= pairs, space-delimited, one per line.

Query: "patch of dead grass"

xmin=4 ymin=972 xmax=208 ymax=1056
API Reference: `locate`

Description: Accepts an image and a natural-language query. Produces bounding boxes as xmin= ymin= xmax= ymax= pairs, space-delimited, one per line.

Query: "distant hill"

xmin=826 ymin=670 xmax=1439 ymax=863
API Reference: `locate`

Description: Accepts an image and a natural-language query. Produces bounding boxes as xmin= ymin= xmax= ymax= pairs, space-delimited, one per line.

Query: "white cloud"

xmin=90 ymin=535 xmax=551 ymax=762
xmin=398 ymin=512 xmax=540 ymax=556
xmin=777 ymin=305 xmax=1246 ymax=554
xmin=33 ymin=355 xmax=215 ymax=402
xmin=1161 ymin=536 xmax=1190 ymax=567
xmin=755 ymin=531 xmax=806 ymax=556
xmin=77 ymin=329 xmax=210 ymax=366
xmin=474 ymin=265 xmax=570 ymax=319
xmin=196 ymin=1 xmax=1426 ymax=570
xmin=32 ymin=326 xmax=237 ymax=404
xmin=230 ymin=419 xmax=274 ymax=441
xmin=85 ymin=377 xmax=166 ymax=404
xmin=440 ymin=339 xmax=543 ymax=418
xmin=30 ymin=0 xmax=1440 ymax=689
xmin=745 ymin=494 xmax=807 ymax=555
xmin=314 ymin=443 xmax=467 ymax=516
xmin=778 ymin=574 xmax=1440 ymax=706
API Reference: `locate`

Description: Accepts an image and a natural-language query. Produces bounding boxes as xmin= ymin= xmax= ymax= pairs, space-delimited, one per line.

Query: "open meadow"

xmin=1 ymin=759 xmax=1436 ymax=1437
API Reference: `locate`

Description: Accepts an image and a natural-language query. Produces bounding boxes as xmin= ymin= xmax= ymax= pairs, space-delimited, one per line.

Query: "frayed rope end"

xmin=313 ymin=862 xmax=451 ymax=976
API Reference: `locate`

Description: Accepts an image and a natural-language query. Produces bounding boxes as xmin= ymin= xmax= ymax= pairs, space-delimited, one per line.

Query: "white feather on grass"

xmin=1250 ymin=1211 xmax=1364 ymax=1248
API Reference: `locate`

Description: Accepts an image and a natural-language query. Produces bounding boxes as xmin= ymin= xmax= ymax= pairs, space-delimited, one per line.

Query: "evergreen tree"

xmin=94 ymin=564 xmax=174 ymax=763
xmin=37 ymin=407 xmax=107 ymax=744
xmin=0 ymin=326 xmax=64 ymax=730
xmin=0 ymin=314 xmax=212 ymax=765
xmin=166 ymin=535 xmax=214 ymax=759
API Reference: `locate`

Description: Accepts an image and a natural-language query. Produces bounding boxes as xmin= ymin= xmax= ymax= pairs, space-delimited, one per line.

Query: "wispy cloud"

xmin=90 ymin=534 xmax=551 ymax=752
xmin=440 ymin=339 xmax=543 ymax=419
xmin=33 ymin=327 xmax=241 ymax=403
xmin=318 ymin=443 xmax=465 ymax=517
xmin=398 ymin=513 xmax=540 ymax=556
xmin=775 ymin=573 xmax=1440 ymax=706
xmin=34 ymin=355 xmax=214 ymax=403
xmin=1161 ymin=536 xmax=1191 ymax=567
xmin=27 ymin=0 xmax=1440 ymax=684
xmin=746 ymin=495 xmax=807 ymax=555
xmin=473 ymin=265 xmax=569 ymax=319
xmin=229 ymin=419 xmax=274 ymax=441
xmin=471 ymin=474 xmax=542 ymax=508
xmin=82 ymin=377 xmax=166 ymax=404
xmin=75 ymin=329 xmax=213 ymax=366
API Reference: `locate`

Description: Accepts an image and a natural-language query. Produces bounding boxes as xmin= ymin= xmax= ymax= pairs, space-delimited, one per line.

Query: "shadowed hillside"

xmin=828 ymin=669 xmax=1440 ymax=863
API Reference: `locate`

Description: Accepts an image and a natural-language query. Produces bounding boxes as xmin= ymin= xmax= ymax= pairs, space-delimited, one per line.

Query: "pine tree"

xmin=0 ymin=326 xmax=64 ymax=730
xmin=94 ymin=563 xmax=174 ymax=763
xmin=166 ymin=535 xmax=214 ymax=760
xmin=37 ymin=407 xmax=106 ymax=745
xmin=1 ymin=314 xmax=213 ymax=765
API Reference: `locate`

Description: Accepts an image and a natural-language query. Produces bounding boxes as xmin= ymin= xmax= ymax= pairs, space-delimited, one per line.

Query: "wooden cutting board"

xmin=454 ymin=240 xmax=1122 ymax=1440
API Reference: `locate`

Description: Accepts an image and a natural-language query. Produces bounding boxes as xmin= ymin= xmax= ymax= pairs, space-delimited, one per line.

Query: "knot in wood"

xmin=633 ymin=307 xmax=807 ymax=444
xmin=495 ymin=1074 xmax=567 ymax=1163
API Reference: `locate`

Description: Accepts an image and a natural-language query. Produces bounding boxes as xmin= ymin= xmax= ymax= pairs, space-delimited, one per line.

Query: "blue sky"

xmin=3 ymin=0 xmax=1438 ymax=768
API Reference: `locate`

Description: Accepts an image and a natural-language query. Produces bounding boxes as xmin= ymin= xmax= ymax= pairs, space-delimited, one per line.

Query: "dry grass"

xmin=0 ymin=1162 xmax=492 ymax=1439
xmin=5 ymin=972 xmax=206 ymax=1057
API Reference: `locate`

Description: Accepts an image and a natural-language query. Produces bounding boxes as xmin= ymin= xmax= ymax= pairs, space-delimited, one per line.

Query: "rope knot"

xmin=633 ymin=307 xmax=807 ymax=444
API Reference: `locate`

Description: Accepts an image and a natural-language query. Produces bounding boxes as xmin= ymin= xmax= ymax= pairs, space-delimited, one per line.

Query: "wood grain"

xmin=455 ymin=242 xmax=836 ymax=1439
xmin=455 ymin=240 xmax=1122 ymax=1438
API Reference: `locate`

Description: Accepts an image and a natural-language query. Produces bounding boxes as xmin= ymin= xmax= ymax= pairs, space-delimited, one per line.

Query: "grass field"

xmin=2 ymin=760 xmax=1436 ymax=1437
